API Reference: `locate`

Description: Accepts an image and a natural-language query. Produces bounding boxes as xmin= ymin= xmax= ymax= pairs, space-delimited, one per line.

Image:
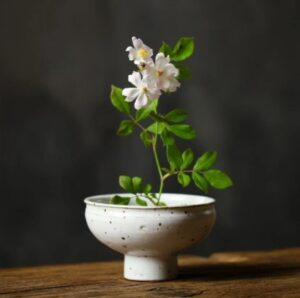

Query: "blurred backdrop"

xmin=0 ymin=0 xmax=299 ymax=268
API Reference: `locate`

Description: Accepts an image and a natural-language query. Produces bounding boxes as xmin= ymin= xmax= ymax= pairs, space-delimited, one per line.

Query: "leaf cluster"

xmin=111 ymin=176 xmax=165 ymax=206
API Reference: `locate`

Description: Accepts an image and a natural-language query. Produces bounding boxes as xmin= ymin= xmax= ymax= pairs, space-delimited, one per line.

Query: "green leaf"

xmin=136 ymin=99 xmax=158 ymax=121
xmin=136 ymin=197 xmax=147 ymax=206
xmin=192 ymin=172 xmax=209 ymax=193
xmin=117 ymin=120 xmax=135 ymax=136
xmin=119 ymin=175 xmax=133 ymax=193
xmin=132 ymin=176 xmax=143 ymax=193
xmin=159 ymin=41 xmax=172 ymax=56
xmin=158 ymin=201 xmax=167 ymax=207
xmin=194 ymin=151 xmax=217 ymax=171
xmin=174 ymin=63 xmax=192 ymax=80
xmin=161 ymin=130 xmax=175 ymax=146
xmin=181 ymin=148 xmax=194 ymax=170
xmin=170 ymin=37 xmax=194 ymax=62
xmin=111 ymin=195 xmax=130 ymax=205
xmin=204 ymin=170 xmax=233 ymax=189
xmin=143 ymin=183 xmax=152 ymax=194
xmin=164 ymin=109 xmax=187 ymax=123
xmin=140 ymin=130 xmax=152 ymax=147
xmin=167 ymin=144 xmax=182 ymax=171
xmin=168 ymin=124 xmax=196 ymax=140
xmin=147 ymin=122 xmax=165 ymax=134
xmin=177 ymin=172 xmax=191 ymax=188
xmin=110 ymin=85 xmax=130 ymax=114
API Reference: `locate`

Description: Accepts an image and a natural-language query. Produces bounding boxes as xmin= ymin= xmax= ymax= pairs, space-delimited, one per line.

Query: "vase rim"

xmin=84 ymin=193 xmax=215 ymax=209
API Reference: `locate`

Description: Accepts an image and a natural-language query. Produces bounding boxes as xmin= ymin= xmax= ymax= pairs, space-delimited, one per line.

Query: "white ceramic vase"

xmin=84 ymin=193 xmax=216 ymax=281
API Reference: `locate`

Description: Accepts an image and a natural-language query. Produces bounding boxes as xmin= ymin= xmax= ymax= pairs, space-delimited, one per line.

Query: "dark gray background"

xmin=0 ymin=0 xmax=299 ymax=268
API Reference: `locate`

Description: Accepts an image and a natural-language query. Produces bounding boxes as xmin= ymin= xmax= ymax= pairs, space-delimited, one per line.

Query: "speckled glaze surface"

xmin=84 ymin=193 xmax=216 ymax=281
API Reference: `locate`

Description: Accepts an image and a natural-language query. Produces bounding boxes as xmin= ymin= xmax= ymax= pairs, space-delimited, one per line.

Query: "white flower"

xmin=122 ymin=71 xmax=161 ymax=110
xmin=126 ymin=37 xmax=153 ymax=66
xmin=143 ymin=53 xmax=180 ymax=93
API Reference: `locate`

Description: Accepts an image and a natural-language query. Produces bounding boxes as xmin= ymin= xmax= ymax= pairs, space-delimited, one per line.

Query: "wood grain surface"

xmin=1 ymin=248 xmax=300 ymax=297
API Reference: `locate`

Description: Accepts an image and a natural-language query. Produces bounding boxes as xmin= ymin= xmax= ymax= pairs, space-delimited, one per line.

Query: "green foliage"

xmin=147 ymin=122 xmax=165 ymax=134
xmin=165 ymin=109 xmax=187 ymax=123
xmin=168 ymin=124 xmax=196 ymax=140
xmin=119 ymin=175 xmax=133 ymax=193
xmin=174 ymin=63 xmax=192 ymax=80
xmin=192 ymin=172 xmax=209 ymax=193
xmin=204 ymin=170 xmax=233 ymax=189
xmin=171 ymin=37 xmax=194 ymax=62
xmin=132 ymin=176 xmax=143 ymax=193
xmin=117 ymin=120 xmax=135 ymax=136
xmin=143 ymin=183 xmax=152 ymax=194
xmin=159 ymin=37 xmax=194 ymax=62
xmin=119 ymin=175 xmax=154 ymax=195
xmin=140 ymin=130 xmax=152 ymax=147
xmin=110 ymin=85 xmax=130 ymax=114
xmin=177 ymin=172 xmax=191 ymax=187
xmin=159 ymin=42 xmax=172 ymax=56
xmin=161 ymin=130 xmax=175 ymax=146
xmin=136 ymin=197 xmax=147 ymax=206
xmin=194 ymin=151 xmax=217 ymax=171
xmin=136 ymin=100 xmax=158 ymax=121
xmin=167 ymin=144 xmax=182 ymax=171
xmin=158 ymin=201 xmax=167 ymax=207
xmin=181 ymin=148 xmax=194 ymax=170
xmin=111 ymin=195 xmax=130 ymax=205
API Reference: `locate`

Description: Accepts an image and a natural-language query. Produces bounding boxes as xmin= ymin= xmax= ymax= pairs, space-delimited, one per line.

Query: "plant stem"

xmin=152 ymin=124 xmax=164 ymax=203
xmin=128 ymin=115 xmax=147 ymax=131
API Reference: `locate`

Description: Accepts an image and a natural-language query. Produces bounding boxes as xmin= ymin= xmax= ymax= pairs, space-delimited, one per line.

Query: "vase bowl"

xmin=84 ymin=193 xmax=216 ymax=281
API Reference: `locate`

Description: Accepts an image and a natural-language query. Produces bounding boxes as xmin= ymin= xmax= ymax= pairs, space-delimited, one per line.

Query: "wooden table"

xmin=1 ymin=248 xmax=300 ymax=297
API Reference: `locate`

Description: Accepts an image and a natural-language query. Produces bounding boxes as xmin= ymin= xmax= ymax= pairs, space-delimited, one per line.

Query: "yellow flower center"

xmin=137 ymin=48 xmax=149 ymax=59
xmin=156 ymin=70 xmax=164 ymax=77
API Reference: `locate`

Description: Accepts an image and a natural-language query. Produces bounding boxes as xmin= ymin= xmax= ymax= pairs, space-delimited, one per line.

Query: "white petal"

xmin=127 ymin=48 xmax=137 ymax=61
xmin=122 ymin=88 xmax=139 ymax=102
xmin=167 ymin=78 xmax=181 ymax=92
xmin=164 ymin=64 xmax=178 ymax=77
xmin=128 ymin=71 xmax=141 ymax=87
xmin=134 ymin=93 xmax=148 ymax=110
xmin=148 ymin=87 xmax=161 ymax=100
xmin=125 ymin=46 xmax=133 ymax=52
xmin=158 ymin=77 xmax=170 ymax=92
xmin=132 ymin=36 xmax=143 ymax=49
xmin=144 ymin=46 xmax=153 ymax=58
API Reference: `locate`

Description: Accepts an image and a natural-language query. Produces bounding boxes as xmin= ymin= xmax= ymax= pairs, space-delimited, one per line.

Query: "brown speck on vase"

xmin=121 ymin=237 xmax=126 ymax=240
xmin=158 ymin=223 xmax=162 ymax=226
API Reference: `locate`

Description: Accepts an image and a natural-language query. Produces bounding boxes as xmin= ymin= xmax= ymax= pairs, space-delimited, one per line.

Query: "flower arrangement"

xmin=110 ymin=36 xmax=233 ymax=206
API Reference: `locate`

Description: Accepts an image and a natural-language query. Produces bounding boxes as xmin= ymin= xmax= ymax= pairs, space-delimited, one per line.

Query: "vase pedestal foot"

xmin=124 ymin=254 xmax=178 ymax=281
